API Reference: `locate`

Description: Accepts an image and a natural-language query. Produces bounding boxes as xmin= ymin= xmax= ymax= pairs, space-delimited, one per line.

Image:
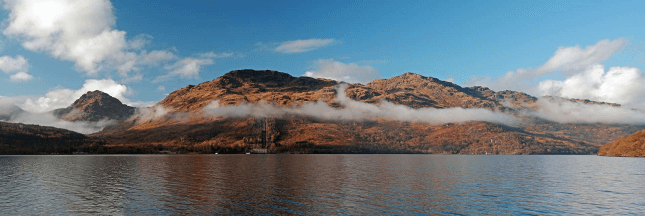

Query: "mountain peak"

xmin=159 ymin=69 xmax=339 ymax=112
xmin=53 ymin=90 xmax=135 ymax=122
xmin=71 ymin=90 xmax=120 ymax=107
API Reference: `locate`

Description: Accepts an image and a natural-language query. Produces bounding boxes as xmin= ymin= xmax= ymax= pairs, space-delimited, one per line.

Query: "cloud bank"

xmin=538 ymin=65 xmax=644 ymax=106
xmin=530 ymin=97 xmax=645 ymax=125
xmin=202 ymin=84 xmax=516 ymax=125
xmin=3 ymin=0 xmax=127 ymax=75
xmin=464 ymin=38 xmax=645 ymax=107
xmin=304 ymin=59 xmax=382 ymax=84
xmin=9 ymin=111 xmax=115 ymax=134
xmin=0 ymin=98 xmax=115 ymax=134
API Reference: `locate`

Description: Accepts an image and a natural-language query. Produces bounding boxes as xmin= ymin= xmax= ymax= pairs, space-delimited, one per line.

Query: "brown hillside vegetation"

xmin=87 ymin=69 xmax=644 ymax=155
xmin=598 ymin=130 xmax=645 ymax=157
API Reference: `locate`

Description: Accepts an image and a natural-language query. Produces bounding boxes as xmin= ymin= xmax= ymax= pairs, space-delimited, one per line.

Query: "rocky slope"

xmin=92 ymin=69 xmax=644 ymax=154
xmin=598 ymin=130 xmax=645 ymax=157
xmin=53 ymin=90 xmax=135 ymax=122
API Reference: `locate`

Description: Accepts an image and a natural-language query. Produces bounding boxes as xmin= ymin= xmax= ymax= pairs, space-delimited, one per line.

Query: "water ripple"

xmin=1 ymin=155 xmax=645 ymax=214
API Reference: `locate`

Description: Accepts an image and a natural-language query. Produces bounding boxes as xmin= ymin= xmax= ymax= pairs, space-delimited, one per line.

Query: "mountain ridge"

xmin=1 ymin=69 xmax=642 ymax=155
xmin=90 ymin=69 xmax=644 ymax=155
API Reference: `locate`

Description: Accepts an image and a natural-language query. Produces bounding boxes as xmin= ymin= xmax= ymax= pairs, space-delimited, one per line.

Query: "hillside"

xmin=52 ymin=90 xmax=135 ymax=122
xmin=0 ymin=121 xmax=87 ymax=154
xmin=598 ymin=130 xmax=645 ymax=157
xmin=92 ymin=69 xmax=644 ymax=154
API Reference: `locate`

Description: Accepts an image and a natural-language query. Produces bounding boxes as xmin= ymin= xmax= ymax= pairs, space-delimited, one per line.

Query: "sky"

xmin=1 ymin=0 xmax=645 ymax=112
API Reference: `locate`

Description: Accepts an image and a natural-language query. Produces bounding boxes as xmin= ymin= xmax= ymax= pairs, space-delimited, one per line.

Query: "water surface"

xmin=1 ymin=155 xmax=644 ymax=215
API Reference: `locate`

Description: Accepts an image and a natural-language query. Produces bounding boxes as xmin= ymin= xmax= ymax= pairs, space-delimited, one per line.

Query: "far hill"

xmin=53 ymin=90 xmax=135 ymax=122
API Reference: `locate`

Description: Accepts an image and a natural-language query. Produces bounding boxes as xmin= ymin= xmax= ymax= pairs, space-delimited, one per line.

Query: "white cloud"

xmin=538 ymin=65 xmax=644 ymax=106
xmin=9 ymin=71 xmax=32 ymax=82
xmin=154 ymin=57 xmax=213 ymax=82
xmin=127 ymin=34 xmax=152 ymax=50
xmin=157 ymin=85 xmax=166 ymax=91
xmin=0 ymin=55 xmax=27 ymax=73
xmin=464 ymin=38 xmax=645 ymax=107
xmin=21 ymin=79 xmax=130 ymax=113
xmin=304 ymin=59 xmax=381 ymax=84
xmin=111 ymin=50 xmax=176 ymax=78
xmin=139 ymin=50 xmax=176 ymax=65
xmin=3 ymin=0 xmax=122 ymax=74
xmin=199 ymin=52 xmax=234 ymax=58
xmin=134 ymin=105 xmax=170 ymax=124
xmin=153 ymin=51 xmax=231 ymax=82
xmin=1 ymin=0 xmax=176 ymax=78
xmin=0 ymin=55 xmax=33 ymax=82
xmin=536 ymin=39 xmax=626 ymax=75
xmin=127 ymin=100 xmax=156 ymax=108
xmin=275 ymin=38 xmax=335 ymax=54
xmin=464 ymin=39 xmax=628 ymax=94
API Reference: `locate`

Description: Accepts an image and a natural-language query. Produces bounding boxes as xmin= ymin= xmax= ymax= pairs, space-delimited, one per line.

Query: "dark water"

xmin=1 ymin=155 xmax=644 ymax=215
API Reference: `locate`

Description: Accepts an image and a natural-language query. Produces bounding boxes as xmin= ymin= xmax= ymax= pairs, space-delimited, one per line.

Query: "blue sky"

xmin=1 ymin=0 xmax=645 ymax=112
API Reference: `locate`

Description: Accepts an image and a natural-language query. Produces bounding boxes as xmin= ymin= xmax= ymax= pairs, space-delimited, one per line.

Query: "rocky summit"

xmin=52 ymin=90 xmax=136 ymax=122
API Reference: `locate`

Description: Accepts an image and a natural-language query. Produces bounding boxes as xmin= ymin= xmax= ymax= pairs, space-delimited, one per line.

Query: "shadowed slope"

xmin=0 ymin=121 xmax=88 ymax=154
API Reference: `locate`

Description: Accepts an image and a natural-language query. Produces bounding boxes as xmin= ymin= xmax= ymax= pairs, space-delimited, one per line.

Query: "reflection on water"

xmin=1 ymin=155 xmax=644 ymax=215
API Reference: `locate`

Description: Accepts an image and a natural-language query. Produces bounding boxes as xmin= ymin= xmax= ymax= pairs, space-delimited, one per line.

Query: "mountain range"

xmin=1 ymin=69 xmax=644 ymax=156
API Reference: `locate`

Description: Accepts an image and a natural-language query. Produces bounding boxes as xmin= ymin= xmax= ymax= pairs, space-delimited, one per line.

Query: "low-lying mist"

xmin=4 ymin=84 xmax=645 ymax=135
xmin=201 ymin=85 xmax=517 ymax=125
xmin=529 ymin=98 xmax=645 ymax=125
xmin=8 ymin=112 xmax=116 ymax=134
xmin=0 ymin=100 xmax=116 ymax=134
